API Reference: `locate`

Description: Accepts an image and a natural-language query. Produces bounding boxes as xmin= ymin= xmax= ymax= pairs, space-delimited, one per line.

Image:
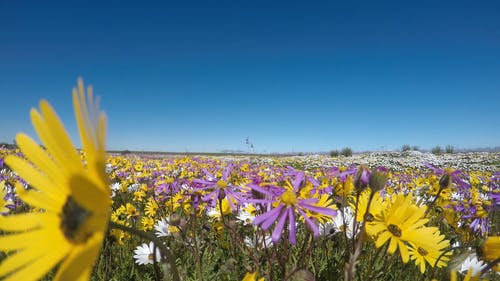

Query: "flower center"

xmin=387 ymin=224 xmax=402 ymax=237
xmin=281 ymin=190 xmax=297 ymax=206
xmin=217 ymin=180 xmax=227 ymax=189
xmin=148 ymin=254 xmax=154 ymax=261
xmin=60 ymin=196 xmax=91 ymax=243
xmin=417 ymin=247 xmax=428 ymax=256
xmin=364 ymin=213 xmax=374 ymax=222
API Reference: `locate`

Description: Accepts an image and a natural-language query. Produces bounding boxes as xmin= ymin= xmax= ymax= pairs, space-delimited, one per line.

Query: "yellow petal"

xmin=16 ymin=184 xmax=64 ymax=213
xmin=73 ymin=82 xmax=96 ymax=156
xmin=398 ymin=240 xmax=409 ymax=263
xmin=39 ymin=100 xmax=81 ymax=167
xmin=0 ymin=244 xmax=45 ymax=276
xmin=375 ymin=231 xmax=391 ymax=248
xmin=98 ymin=113 xmax=106 ymax=153
xmin=30 ymin=108 xmax=81 ymax=173
xmin=54 ymin=233 xmax=103 ymax=281
xmin=15 ymin=134 xmax=60 ymax=180
xmin=2 ymin=238 xmax=70 ymax=281
xmin=419 ymin=259 xmax=426 ymax=274
xmin=0 ymin=228 xmax=54 ymax=251
xmin=69 ymin=175 xmax=110 ymax=214
xmin=388 ymin=237 xmax=398 ymax=254
xmin=0 ymin=213 xmax=50 ymax=232
xmin=5 ymin=156 xmax=68 ymax=202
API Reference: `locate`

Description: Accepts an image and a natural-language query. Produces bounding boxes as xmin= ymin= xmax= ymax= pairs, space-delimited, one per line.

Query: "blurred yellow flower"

xmin=0 ymin=78 xmax=110 ymax=281
xmin=242 ymin=271 xmax=265 ymax=281
xmin=482 ymin=236 xmax=500 ymax=271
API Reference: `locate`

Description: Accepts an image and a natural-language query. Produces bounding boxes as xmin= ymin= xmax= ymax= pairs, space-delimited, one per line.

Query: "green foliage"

xmin=330 ymin=150 xmax=340 ymax=157
xmin=340 ymin=147 xmax=353 ymax=157
xmin=431 ymin=146 xmax=442 ymax=155
xmin=445 ymin=145 xmax=455 ymax=154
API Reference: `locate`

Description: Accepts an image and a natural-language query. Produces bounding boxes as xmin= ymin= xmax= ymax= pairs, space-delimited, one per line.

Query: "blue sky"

xmin=1 ymin=1 xmax=499 ymax=153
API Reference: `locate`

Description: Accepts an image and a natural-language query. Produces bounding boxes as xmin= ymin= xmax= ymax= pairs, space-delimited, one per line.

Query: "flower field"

xmin=1 ymin=147 xmax=499 ymax=280
xmin=0 ymin=79 xmax=499 ymax=281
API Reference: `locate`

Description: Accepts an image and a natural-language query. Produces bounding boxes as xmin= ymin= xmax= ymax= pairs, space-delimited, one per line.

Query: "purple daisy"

xmin=249 ymin=171 xmax=337 ymax=245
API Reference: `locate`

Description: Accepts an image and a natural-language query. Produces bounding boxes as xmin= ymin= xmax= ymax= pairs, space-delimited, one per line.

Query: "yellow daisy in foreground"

xmin=370 ymin=193 xmax=429 ymax=263
xmin=0 ymin=78 xmax=110 ymax=281
xmin=407 ymin=227 xmax=450 ymax=273
xmin=482 ymin=236 xmax=500 ymax=261
xmin=482 ymin=236 xmax=500 ymax=271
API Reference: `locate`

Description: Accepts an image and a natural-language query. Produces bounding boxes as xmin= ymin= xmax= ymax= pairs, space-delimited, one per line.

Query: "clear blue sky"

xmin=1 ymin=1 xmax=499 ymax=153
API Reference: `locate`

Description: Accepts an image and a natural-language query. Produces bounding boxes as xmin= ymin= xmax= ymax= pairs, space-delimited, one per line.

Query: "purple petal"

xmin=247 ymin=183 xmax=275 ymax=196
xmin=308 ymin=176 xmax=320 ymax=186
xmin=298 ymin=209 xmax=320 ymax=237
xmin=223 ymin=164 xmax=233 ymax=180
xmin=300 ymin=198 xmax=318 ymax=205
xmin=292 ymin=172 xmax=305 ymax=192
xmin=245 ymin=198 xmax=274 ymax=204
xmin=300 ymin=203 xmax=337 ymax=217
xmin=272 ymin=208 xmax=289 ymax=243
xmin=253 ymin=205 xmax=283 ymax=227
xmin=288 ymin=207 xmax=296 ymax=245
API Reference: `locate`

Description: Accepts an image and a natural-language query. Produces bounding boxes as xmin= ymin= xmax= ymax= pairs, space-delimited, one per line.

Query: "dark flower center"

xmin=364 ymin=213 xmax=374 ymax=222
xmin=417 ymin=247 xmax=428 ymax=256
xmin=60 ymin=196 xmax=91 ymax=243
xmin=388 ymin=224 xmax=402 ymax=237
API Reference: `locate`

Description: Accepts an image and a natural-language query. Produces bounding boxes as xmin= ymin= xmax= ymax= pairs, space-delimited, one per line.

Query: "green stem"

xmin=481 ymin=257 xmax=500 ymax=275
xmin=109 ymin=221 xmax=180 ymax=281
xmin=425 ymin=185 xmax=444 ymax=216
xmin=191 ymin=212 xmax=204 ymax=281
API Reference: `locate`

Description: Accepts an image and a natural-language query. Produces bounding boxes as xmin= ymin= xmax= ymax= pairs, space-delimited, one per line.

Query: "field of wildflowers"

xmin=0 ymin=79 xmax=499 ymax=281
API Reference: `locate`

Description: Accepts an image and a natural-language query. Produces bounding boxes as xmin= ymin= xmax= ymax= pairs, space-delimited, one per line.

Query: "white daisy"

xmin=154 ymin=218 xmax=173 ymax=237
xmin=0 ymin=181 xmax=13 ymax=214
xmin=236 ymin=209 xmax=255 ymax=225
xmin=458 ymin=253 xmax=487 ymax=276
xmin=110 ymin=182 xmax=121 ymax=197
xmin=133 ymin=241 xmax=162 ymax=265
xmin=320 ymin=222 xmax=336 ymax=238
xmin=331 ymin=207 xmax=355 ymax=238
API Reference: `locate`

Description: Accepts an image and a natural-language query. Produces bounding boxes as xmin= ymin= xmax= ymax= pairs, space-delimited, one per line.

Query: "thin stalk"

xmin=190 ymin=212 xmax=204 ymax=281
xmin=152 ymin=243 xmax=162 ymax=281
xmin=481 ymin=257 xmax=500 ymax=275
xmin=425 ymin=185 xmax=444 ymax=216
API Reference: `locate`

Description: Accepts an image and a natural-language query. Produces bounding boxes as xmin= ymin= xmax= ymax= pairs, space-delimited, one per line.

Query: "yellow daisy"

xmin=242 ymin=271 xmax=265 ymax=281
xmin=351 ymin=188 xmax=385 ymax=237
xmin=482 ymin=236 xmax=500 ymax=261
xmin=482 ymin=236 xmax=500 ymax=271
xmin=144 ymin=197 xmax=159 ymax=217
xmin=407 ymin=227 xmax=450 ymax=273
xmin=0 ymin=78 xmax=110 ymax=281
xmin=370 ymin=193 xmax=429 ymax=263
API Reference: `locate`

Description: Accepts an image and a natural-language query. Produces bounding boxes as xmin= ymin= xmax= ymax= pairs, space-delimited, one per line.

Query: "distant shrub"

xmin=401 ymin=144 xmax=411 ymax=152
xmin=445 ymin=145 xmax=455 ymax=154
xmin=431 ymin=146 xmax=442 ymax=155
xmin=341 ymin=147 xmax=353 ymax=157
xmin=330 ymin=150 xmax=340 ymax=157
xmin=412 ymin=145 xmax=420 ymax=151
